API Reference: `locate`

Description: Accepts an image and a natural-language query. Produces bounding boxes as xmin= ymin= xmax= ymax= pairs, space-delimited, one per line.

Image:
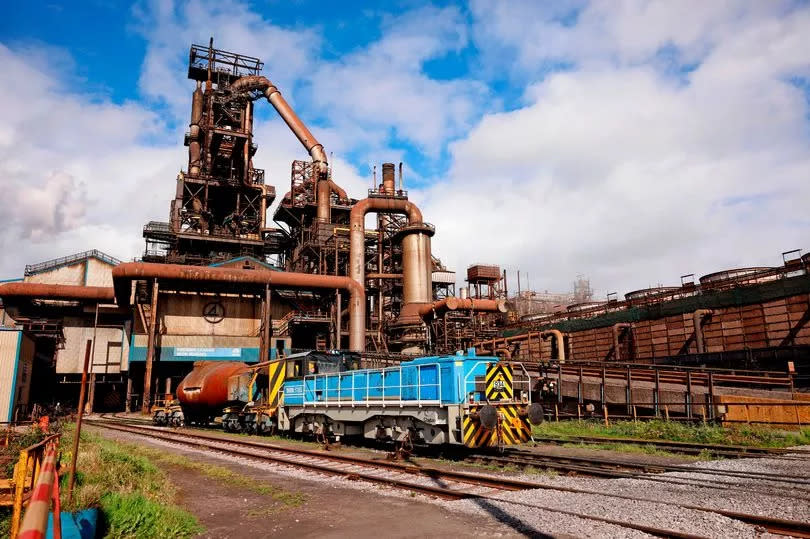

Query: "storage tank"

xmin=176 ymin=361 xmax=250 ymax=423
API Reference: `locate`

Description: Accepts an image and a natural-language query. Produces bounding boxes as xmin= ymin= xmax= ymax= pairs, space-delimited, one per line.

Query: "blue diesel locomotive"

xmin=174 ymin=349 xmax=545 ymax=449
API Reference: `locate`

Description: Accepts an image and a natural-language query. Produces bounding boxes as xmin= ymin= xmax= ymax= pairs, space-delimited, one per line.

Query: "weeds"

xmin=59 ymin=424 xmax=203 ymax=539
xmin=133 ymin=446 xmax=306 ymax=507
xmin=532 ymin=419 xmax=810 ymax=448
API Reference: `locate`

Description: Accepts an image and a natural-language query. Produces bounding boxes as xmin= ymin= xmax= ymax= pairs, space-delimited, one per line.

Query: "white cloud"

xmin=418 ymin=1 xmax=810 ymax=297
xmin=305 ymin=5 xmax=488 ymax=156
xmin=1 ymin=0 xmax=808 ymax=306
xmin=133 ymin=1 xmax=487 ymax=161
xmin=0 ymin=43 xmax=178 ymax=277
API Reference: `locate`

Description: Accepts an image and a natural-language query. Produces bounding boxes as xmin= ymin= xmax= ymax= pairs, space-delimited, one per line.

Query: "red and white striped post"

xmin=18 ymin=441 xmax=60 ymax=539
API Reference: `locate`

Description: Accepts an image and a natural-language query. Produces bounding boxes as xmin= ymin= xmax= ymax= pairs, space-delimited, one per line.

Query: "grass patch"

xmin=532 ymin=419 xmax=810 ymax=448
xmin=559 ymin=441 xmax=704 ymax=460
xmin=59 ymin=424 xmax=203 ymax=539
xmin=131 ymin=445 xmax=306 ymax=507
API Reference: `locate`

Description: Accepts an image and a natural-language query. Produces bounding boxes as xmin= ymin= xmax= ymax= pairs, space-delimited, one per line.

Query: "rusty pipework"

xmin=188 ymin=81 xmax=204 ymax=175
xmin=495 ymin=347 xmax=512 ymax=360
xmin=0 ymin=283 xmax=115 ymax=303
xmin=398 ymin=297 xmax=507 ymax=325
xmin=421 ymin=297 xmax=507 ymax=318
xmin=692 ymin=309 xmax=713 ymax=354
xmin=541 ymin=329 xmax=566 ymax=363
xmin=349 ymin=197 xmax=431 ymax=339
xmin=366 ymin=273 xmax=403 ymax=279
xmin=229 ymin=74 xmax=340 ymax=222
xmin=612 ymin=323 xmax=632 ymax=361
xmin=111 ymin=262 xmax=365 ymax=351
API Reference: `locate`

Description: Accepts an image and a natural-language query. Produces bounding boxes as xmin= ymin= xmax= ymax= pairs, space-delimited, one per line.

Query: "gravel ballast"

xmin=92 ymin=427 xmax=810 ymax=538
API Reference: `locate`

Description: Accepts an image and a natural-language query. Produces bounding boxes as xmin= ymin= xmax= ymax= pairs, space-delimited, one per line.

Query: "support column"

xmin=87 ymin=302 xmax=100 ymax=414
xmin=164 ymin=377 xmax=172 ymax=398
xmin=263 ymin=285 xmax=272 ymax=359
xmin=258 ymin=290 xmax=268 ymax=362
xmin=125 ymin=376 xmax=133 ymax=413
xmin=335 ymin=290 xmax=342 ymax=350
xmin=86 ymin=374 xmax=96 ymax=414
xmin=142 ymin=279 xmax=159 ymax=415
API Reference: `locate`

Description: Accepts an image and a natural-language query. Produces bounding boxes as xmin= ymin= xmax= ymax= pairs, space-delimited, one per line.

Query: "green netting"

xmin=504 ymin=274 xmax=810 ymax=337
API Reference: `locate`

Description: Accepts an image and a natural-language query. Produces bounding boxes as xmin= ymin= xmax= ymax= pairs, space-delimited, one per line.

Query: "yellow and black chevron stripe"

xmin=485 ymin=362 xmax=513 ymax=401
xmin=461 ymin=404 xmax=532 ymax=448
xmin=267 ymin=359 xmax=285 ymax=407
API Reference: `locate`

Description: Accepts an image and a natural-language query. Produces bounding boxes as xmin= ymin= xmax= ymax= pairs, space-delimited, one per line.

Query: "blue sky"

xmin=1 ymin=1 xmax=809 ymax=296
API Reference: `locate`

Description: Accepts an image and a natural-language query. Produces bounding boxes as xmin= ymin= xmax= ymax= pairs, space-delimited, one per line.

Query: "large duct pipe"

xmin=541 ymin=329 xmax=566 ymax=363
xmin=0 ymin=283 xmax=115 ymax=303
xmin=692 ymin=309 xmax=713 ymax=354
xmin=229 ymin=74 xmax=337 ymax=222
xmin=349 ymin=198 xmax=431 ymax=342
xmin=418 ymin=297 xmax=507 ymax=319
xmin=189 ymin=82 xmax=204 ymax=175
xmin=111 ymin=262 xmax=365 ymax=351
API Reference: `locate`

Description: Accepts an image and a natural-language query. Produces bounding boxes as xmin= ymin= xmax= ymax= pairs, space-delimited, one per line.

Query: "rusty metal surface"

xmin=112 ymin=261 xmax=365 ymax=351
xmin=0 ymin=283 xmax=115 ymax=302
xmin=176 ymin=361 xmax=251 ymax=418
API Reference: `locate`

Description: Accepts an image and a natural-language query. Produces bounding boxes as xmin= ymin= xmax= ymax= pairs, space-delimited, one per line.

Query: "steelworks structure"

xmin=0 ymin=42 xmax=510 ymax=415
xmin=138 ymin=41 xmax=507 ymax=358
xmin=477 ymin=250 xmax=810 ymax=378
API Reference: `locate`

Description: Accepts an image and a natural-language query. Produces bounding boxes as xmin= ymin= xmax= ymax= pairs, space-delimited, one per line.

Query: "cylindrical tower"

xmin=382 ymin=162 xmax=396 ymax=195
xmin=400 ymin=225 xmax=435 ymax=305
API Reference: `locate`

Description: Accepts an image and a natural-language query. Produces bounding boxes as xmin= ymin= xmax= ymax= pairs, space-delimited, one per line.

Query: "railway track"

xmin=531 ymin=434 xmax=803 ymax=458
xmin=88 ymin=418 xmax=810 ymax=538
xmin=88 ymin=419 xmax=546 ymax=500
xmin=465 ymin=448 xmax=810 ymax=503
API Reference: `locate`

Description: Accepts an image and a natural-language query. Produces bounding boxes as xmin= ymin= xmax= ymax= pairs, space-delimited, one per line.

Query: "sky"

xmin=1 ymin=0 xmax=808 ymax=298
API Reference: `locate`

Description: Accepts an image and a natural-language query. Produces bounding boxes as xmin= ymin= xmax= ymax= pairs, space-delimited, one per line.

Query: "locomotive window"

xmin=286 ymin=360 xmax=304 ymax=379
xmin=313 ymin=356 xmax=346 ymax=374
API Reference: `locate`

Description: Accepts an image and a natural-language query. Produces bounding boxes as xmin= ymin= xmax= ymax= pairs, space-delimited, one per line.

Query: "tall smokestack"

xmin=382 ymin=163 xmax=395 ymax=195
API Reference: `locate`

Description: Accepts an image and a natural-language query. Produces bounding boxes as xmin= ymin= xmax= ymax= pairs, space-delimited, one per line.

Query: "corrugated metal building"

xmin=0 ymin=328 xmax=34 ymax=421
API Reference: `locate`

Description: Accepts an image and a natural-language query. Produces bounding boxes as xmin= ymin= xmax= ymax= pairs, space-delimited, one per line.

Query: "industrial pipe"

xmin=419 ymin=297 xmax=507 ymax=318
xmin=541 ymin=329 xmax=566 ymax=363
xmin=349 ymin=197 xmax=431 ymax=340
xmin=494 ymin=347 xmax=512 ymax=360
xmin=0 ymin=283 xmax=115 ymax=303
xmin=111 ymin=262 xmax=365 ymax=351
xmin=366 ymin=273 xmax=403 ymax=280
xmin=228 ymin=74 xmax=340 ymax=222
xmin=692 ymin=309 xmax=713 ymax=354
xmin=612 ymin=323 xmax=632 ymax=361
xmin=189 ymin=82 xmax=203 ymax=175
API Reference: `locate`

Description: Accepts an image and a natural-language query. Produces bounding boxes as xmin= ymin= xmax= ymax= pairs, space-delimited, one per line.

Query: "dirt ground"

xmin=98 ymin=430 xmax=525 ymax=538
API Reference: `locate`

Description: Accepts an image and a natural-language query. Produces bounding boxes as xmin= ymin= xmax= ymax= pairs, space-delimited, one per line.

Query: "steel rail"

xmin=87 ymin=419 xmax=725 ymax=539
xmin=88 ymin=420 xmax=542 ymax=493
xmin=503 ymin=448 xmax=810 ymax=485
xmin=531 ymin=435 xmax=797 ymax=457
xmin=467 ymin=451 xmax=810 ymax=503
